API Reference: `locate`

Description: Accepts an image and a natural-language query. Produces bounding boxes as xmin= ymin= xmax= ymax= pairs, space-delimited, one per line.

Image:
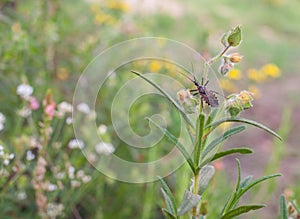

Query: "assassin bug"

xmin=177 ymin=69 xmax=219 ymax=108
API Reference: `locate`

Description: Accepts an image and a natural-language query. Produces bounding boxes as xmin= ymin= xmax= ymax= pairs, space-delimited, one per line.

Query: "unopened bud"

xmin=219 ymin=62 xmax=234 ymax=76
xmin=229 ymin=53 xmax=243 ymax=63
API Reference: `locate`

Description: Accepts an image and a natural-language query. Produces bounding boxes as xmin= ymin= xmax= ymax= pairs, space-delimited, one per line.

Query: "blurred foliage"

xmin=0 ymin=0 xmax=299 ymax=218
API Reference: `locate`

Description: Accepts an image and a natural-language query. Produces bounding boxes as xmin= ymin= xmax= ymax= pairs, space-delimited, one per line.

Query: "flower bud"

xmin=229 ymin=53 xmax=243 ymax=63
xmin=219 ymin=62 xmax=234 ymax=76
xmin=226 ymin=90 xmax=254 ymax=117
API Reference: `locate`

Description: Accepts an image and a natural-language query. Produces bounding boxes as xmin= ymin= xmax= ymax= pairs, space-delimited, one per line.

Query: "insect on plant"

xmin=177 ymin=69 xmax=219 ymax=108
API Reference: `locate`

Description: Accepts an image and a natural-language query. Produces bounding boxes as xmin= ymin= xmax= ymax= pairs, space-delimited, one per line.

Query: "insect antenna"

xmin=176 ymin=69 xmax=196 ymax=83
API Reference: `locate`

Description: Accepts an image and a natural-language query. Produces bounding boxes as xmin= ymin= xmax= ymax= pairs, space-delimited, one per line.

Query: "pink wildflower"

xmin=29 ymin=97 xmax=40 ymax=110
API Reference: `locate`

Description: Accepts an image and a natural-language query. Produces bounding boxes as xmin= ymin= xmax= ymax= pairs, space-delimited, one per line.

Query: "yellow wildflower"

xmin=90 ymin=4 xmax=101 ymax=13
xmin=106 ymin=1 xmax=129 ymax=12
xmin=149 ymin=60 xmax=162 ymax=72
xmin=227 ymin=68 xmax=242 ymax=80
xmin=247 ymin=68 xmax=267 ymax=83
xmin=94 ymin=13 xmax=116 ymax=25
xmin=260 ymin=63 xmax=281 ymax=78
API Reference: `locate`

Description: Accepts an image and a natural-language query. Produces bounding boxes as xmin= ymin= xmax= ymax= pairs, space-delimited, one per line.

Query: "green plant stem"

xmin=192 ymin=171 xmax=200 ymax=216
xmin=203 ymin=45 xmax=231 ymax=82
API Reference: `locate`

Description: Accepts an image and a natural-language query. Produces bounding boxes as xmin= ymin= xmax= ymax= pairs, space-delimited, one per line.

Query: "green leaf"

xmin=198 ymin=165 xmax=215 ymax=195
xmin=194 ymin=113 xmax=205 ymax=167
xmin=158 ymin=177 xmax=177 ymax=216
xmin=177 ymin=190 xmax=201 ymax=216
xmin=162 ymin=208 xmax=177 ymax=219
xmin=200 ymin=126 xmax=246 ymax=168
xmin=227 ymin=26 xmax=242 ymax=47
xmin=148 ymin=118 xmax=195 ymax=174
xmin=280 ymin=195 xmax=288 ymax=219
xmin=205 ymin=108 xmax=219 ymax=126
xmin=221 ymin=204 xmax=265 ymax=219
xmin=211 ymin=147 xmax=253 ymax=162
xmin=239 ymin=176 xmax=253 ymax=189
xmin=207 ymin=117 xmax=282 ymax=140
xmin=131 ymin=70 xmax=194 ymax=129
xmin=235 ymin=159 xmax=241 ymax=192
xmin=237 ymin=174 xmax=281 ymax=200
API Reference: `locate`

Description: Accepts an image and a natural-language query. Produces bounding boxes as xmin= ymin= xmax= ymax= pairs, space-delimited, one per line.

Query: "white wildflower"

xmin=0 ymin=150 xmax=3 ymax=157
xmin=3 ymin=159 xmax=9 ymax=165
xmin=0 ymin=112 xmax=5 ymax=131
xmin=98 ymin=124 xmax=107 ymax=134
xmin=57 ymin=101 xmax=73 ymax=117
xmin=68 ymin=139 xmax=84 ymax=149
xmin=48 ymin=183 xmax=58 ymax=192
xmin=82 ymin=175 xmax=91 ymax=183
xmin=66 ymin=117 xmax=72 ymax=125
xmin=68 ymin=166 xmax=75 ymax=179
xmin=95 ymin=142 xmax=115 ymax=155
xmin=76 ymin=103 xmax=90 ymax=114
xmin=17 ymin=191 xmax=27 ymax=200
xmin=26 ymin=150 xmax=35 ymax=161
xmin=16 ymin=83 xmax=33 ymax=100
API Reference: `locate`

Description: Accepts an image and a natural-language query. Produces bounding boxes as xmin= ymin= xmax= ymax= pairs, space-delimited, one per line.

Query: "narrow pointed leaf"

xmin=280 ymin=195 xmax=288 ymax=219
xmin=211 ymin=148 xmax=253 ymax=162
xmin=177 ymin=190 xmax=201 ymax=216
xmin=194 ymin=113 xmax=205 ymax=167
xmin=205 ymin=108 xmax=219 ymax=126
xmin=237 ymin=174 xmax=281 ymax=199
xmin=198 ymin=165 xmax=215 ymax=195
xmin=235 ymin=159 xmax=241 ymax=192
xmin=239 ymin=176 xmax=253 ymax=189
xmin=200 ymin=126 xmax=246 ymax=167
xmin=131 ymin=70 xmax=194 ymax=129
xmin=162 ymin=208 xmax=177 ymax=219
xmin=221 ymin=204 xmax=265 ymax=219
xmin=161 ymin=189 xmax=176 ymax=216
xmin=207 ymin=117 xmax=282 ymax=140
xmin=149 ymin=118 xmax=195 ymax=173
xmin=158 ymin=177 xmax=177 ymax=216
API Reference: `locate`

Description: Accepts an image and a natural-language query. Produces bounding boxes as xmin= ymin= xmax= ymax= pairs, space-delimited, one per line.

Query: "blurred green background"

xmin=0 ymin=0 xmax=299 ymax=218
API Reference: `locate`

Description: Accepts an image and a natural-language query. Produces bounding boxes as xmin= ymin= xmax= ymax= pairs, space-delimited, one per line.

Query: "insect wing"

xmin=207 ymin=91 xmax=219 ymax=107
